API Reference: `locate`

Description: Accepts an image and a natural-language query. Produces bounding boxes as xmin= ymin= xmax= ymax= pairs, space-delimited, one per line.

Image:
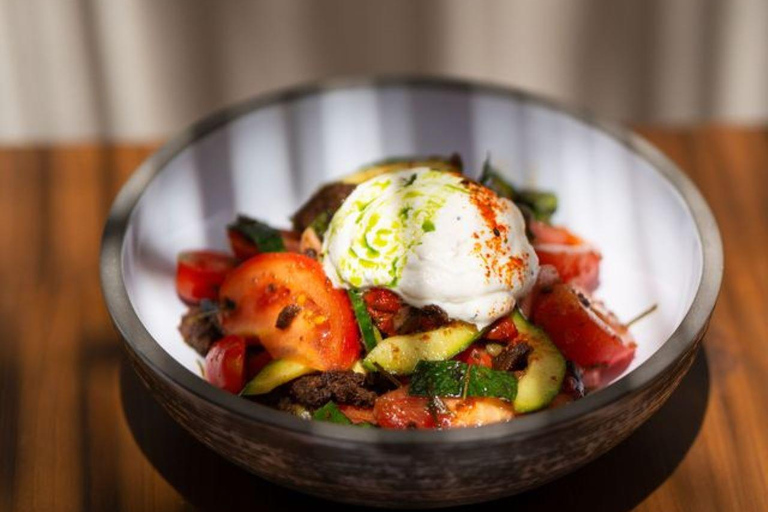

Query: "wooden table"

xmin=0 ymin=127 xmax=765 ymax=512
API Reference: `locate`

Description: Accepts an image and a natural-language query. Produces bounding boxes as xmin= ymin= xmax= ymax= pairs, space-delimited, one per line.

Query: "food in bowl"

xmin=176 ymin=155 xmax=638 ymax=429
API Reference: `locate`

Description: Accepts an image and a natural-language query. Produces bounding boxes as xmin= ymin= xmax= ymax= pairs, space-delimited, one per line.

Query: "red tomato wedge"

xmin=176 ymin=251 xmax=236 ymax=304
xmin=455 ymin=344 xmax=494 ymax=368
xmin=363 ymin=288 xmax=402 ymax=337
xmin=339 ymin=405 xmax=376 ymax=425
xmin=532 ymin=283 xmax=635 ymax=369
xmin=535 ymin=244 xmax=601 ymax=293
xmin=205 ymin=335 xmax=247 ymax=393
xmin=218 ymin=253 xmax=360 ymax=371
xmin=529 ymin=220 xmax=583 ymax=245
xmin=373 ymin=388 xmax=439 ymax=429
xmin=483 ymin=316 xmax=518 ymax=342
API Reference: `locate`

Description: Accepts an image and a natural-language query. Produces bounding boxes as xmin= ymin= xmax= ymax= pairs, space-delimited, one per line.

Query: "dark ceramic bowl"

xmin=101 ymin=77 xmax=722 ymax=508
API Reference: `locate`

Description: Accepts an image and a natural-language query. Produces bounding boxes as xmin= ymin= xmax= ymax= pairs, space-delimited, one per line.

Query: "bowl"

xmin=101 ymin=77 xmax=722 ymax=508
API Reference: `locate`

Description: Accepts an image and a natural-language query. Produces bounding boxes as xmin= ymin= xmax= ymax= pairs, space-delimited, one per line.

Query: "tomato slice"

xmin=338 ymin=404 xmax=376 ymax=425
xmin=442 ymin=397 xmax=515 ymax=427
xmin=535 ymin=244 xmax=601 ymax=293
xmin=532 ymin=283 xmax=635 ymax=369
xmin=363 ymin=288 xmax=402 ymax=337
xmin=455 ymin=344 xmax=494 ymax=368
xmin=529 ymin=220 xmax=583 ymax=245
xmin=176 ymin=251 xmax=236 ymax=304
xmin=484 ymin=317 xmax=518 ymax=342
xmin=373 ymin=387 xmax=439 ymax=429
xmin=373 ymin=388 xmax=515 ymax=429
xmin=218 ymin=253 xmax=360 ymax=371
xmin=204 ymin=335 xmax=247 ymax=393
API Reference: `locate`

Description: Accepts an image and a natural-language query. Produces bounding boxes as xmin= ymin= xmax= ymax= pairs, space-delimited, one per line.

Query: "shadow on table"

xmin=120 ymin=350 xmax=710 ymax=512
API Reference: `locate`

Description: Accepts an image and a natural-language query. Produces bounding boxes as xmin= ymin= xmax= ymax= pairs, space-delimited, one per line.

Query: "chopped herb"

xmin=312 ymin=402 xmax=352 ymax=425
xmin=422 ymin=219 xmax=436 ymax=232
xmin=409 ymin=360 xmax=518 ymax=402
xmin=228 ymin=215 xmax=285 ymax=253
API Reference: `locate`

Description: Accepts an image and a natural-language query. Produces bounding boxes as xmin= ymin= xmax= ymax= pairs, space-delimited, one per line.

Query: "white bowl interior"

xmin=122 ymin=84 xmax=703 ymax=384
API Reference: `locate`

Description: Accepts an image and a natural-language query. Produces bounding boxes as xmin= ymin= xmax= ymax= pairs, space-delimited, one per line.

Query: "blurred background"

xmin=1 ymin=0 xmax=766 ymax=144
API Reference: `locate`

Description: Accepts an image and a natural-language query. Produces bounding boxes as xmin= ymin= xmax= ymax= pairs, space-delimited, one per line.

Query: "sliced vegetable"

xmin=219 ymin=253 xmax=361 ymax=370
xmin=373 ymin=387 xmax=440 ymax=429
xmin=227 ymin=215 xmax=285 ymax=255
xmin=341 ymin=155 xmax=463 ymax=185
xmin=443 ymin=397 xmax=515 ymax=428
xmin=363 ymin=322 xmax=478 ymax=375
xmin=535 ymin=244 xmax=601 ymax=293
xmin=204 ymin=335 xmax=247 ymax=393
xmin=510 ymin=310 xmax=566 ymax=413
xmin=483 ymin=316 xmax=518 ymax=342
xmin=455 ymin=344 xmax=494 ymax=367
xmin=176 ymin=251 xmax=236 ymax=304
xmin=532 ymin=284 xmax=635 ymax=370
xmin=348 ymin=289 xmax=381 ymax=352
xmin=374 ymin=387 xmax=515 ymax=429
xmin=408 ymin=360 xmax=518 ymax=402
xmin=363 ymin=288 xmax=402 ymax=336
xmin=529 ymin=220 xmax=582 ymax=245
xmin=313 ymin=401 xmax=353 ymax=425
xmin=338 ymin=404 xmax=376 ymax=424
xmin=240 ymin=358 xmax=314 ymax=396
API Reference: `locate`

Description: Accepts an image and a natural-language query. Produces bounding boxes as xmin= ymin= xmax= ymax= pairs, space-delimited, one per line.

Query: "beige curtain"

xmin=1 ymin=0 xmax=766 ymax=143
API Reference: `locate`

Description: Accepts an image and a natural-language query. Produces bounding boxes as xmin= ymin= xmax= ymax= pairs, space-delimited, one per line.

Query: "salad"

xmin=176 ymin=156 xmax=637 ymax=429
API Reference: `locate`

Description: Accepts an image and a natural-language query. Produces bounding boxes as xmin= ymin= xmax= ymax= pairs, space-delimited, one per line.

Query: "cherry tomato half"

xmin=176 ymin=251 xmax=236 ymax=304
xmin=218 ymin=253 xmax=360 ymax=371
xmin=205 ymin=335 xmax=247 ymax=393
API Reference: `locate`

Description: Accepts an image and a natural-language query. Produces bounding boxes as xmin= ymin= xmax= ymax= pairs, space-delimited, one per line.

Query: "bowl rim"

xmin=101 ymin=75 xmax=722 ymax=444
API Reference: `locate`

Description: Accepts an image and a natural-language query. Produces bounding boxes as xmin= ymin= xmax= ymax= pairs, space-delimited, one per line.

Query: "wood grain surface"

xmin=0 ymin=128 xmax=765 ymax=512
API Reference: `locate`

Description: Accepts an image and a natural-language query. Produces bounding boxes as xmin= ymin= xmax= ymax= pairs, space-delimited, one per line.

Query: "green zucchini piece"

xmin=363 ymin=322 xmax=478 ymax=375
xmin=347 ymin=289 xmax=380 ymax=352
xmin=409 ymin=360 xmax=518 ymax=402
xmin=511 ymin=310 xmax=566 ymax=413
xmin=466 ymin=365 xmax=518 ymax=401
xmin=341 ymin=155 xmax=463 ymax=185
xmin=408 ymin=360 xmax=466 ymax=397
xmin=228 ymin=215 xmax=285 ymax=253
xmin=240 ymin=358 xmax=314 ymax=396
